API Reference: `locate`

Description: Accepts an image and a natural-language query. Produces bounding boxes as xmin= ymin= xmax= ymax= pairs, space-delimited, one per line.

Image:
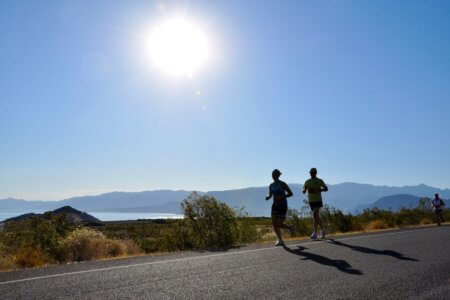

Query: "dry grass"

xmin=0 ymin=255 xmax=15 ymax=271
xmin=61 ymin=228 xmax=142 ymax=262
xmin=420 ymin=217 xmax=433 ymax=225
xmin=365 ymin=220 xmax=388 ymax=231
xmin=14 ymin=246 xmax=49 ymax=268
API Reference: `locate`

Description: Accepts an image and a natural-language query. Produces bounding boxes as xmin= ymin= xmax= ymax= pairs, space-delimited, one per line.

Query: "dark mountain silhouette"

xmin=1 ymin=206 xmax=101 ymax=224
xmin=52 ymin=206 xmax=102 ymax=223
xmin=3 ymin=212 xmax=39 ymax=222
xmin=368 ymin=194 xmax=422 ymax=211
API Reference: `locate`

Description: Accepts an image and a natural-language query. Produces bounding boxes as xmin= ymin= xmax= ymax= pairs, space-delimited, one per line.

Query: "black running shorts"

xmin=272 ymin=199 xmax=288 ymax=218
xmin=309 ymin=201 xmax=323 ymax=210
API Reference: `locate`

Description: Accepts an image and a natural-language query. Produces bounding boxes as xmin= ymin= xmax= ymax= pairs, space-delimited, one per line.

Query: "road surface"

xmin=0 ymin=225 xmax=449 ymax=299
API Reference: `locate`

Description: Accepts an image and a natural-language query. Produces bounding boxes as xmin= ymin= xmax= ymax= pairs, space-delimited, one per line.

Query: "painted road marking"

xmin=0 ymin=226 xmax=444 ymax=286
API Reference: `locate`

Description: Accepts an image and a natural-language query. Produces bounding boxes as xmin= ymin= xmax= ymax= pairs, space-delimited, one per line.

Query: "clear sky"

xmin=1 ymin=0 xmax=449 ymax=200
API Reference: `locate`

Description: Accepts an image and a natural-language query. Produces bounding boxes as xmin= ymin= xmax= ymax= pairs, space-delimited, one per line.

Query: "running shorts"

xmin=309 ymin=201 xmax=323 ymax=210
xmin=272 ymin=199 xmax=288 ymax=218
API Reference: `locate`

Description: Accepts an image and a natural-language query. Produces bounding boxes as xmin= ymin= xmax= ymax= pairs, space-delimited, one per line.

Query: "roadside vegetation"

xmin=0 ymin=194 xmax=448 ymax=271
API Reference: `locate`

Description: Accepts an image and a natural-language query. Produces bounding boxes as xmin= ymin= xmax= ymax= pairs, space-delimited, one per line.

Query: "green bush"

xmin=154 ymin=222 xmax=196 ymax=251
xmin=321 ymin=206 xmax=363 ymax=233
xmin=287 ymin=209 xmax=312 ymax=237
xmin=181 ymin=192 xmax=241 ymax=248
xmin=0 ymin=213 xmax=75 ymax=263
xmin=237 ymin=218 xmax=260 ymax=243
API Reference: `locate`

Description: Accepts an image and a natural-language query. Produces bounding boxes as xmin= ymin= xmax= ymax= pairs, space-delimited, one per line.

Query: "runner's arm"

xmin=302 ymin=182 xmax=307 ymax=194
xmin=321 ymin=180 xmax=328 ymax=192
xmin=283 ymin=182 xmax=293 ymax=198
xmin=265 ymin=186 xmax=273 ymax=201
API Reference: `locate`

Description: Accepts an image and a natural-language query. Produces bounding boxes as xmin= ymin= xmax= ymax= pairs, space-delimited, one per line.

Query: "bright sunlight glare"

xmin=148 ymin=18 xmax=209 ymax=77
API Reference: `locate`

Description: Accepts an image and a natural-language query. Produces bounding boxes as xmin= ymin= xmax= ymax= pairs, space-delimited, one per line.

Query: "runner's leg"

xmin=277 ymin=217 xmax=290 ymax=229
xmin=272 ymin=214 xmax=283 ymax=241
xmin=438 ymin=211 xmax=444 ymax=224
xmin=435 ymin=211 xmax=441 ymax=225
xmin=312 ymin=207 xmax=320 ymax=233
xmin=316 ymin=207 xmax=324 ymax=230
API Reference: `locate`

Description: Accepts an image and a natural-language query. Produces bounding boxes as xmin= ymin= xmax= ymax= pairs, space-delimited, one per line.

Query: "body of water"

xmin=89 ymin=212 xmax=183 ymax=221
xmin=0 ymin=211 xmax=183 ymax=222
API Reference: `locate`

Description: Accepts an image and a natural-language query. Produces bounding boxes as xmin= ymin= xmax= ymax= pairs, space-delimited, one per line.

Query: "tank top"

xmin=270 ymin=181 xmax=286 ymax=201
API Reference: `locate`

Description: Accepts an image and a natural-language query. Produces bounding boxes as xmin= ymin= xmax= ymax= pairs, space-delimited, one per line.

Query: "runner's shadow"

xmin=327 ymin=239 xmax=419 ymax=261
xmin=283 ymin=245 xmax=362 ymax=275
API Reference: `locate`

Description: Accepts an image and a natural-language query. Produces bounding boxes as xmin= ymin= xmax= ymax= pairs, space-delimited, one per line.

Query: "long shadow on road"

xmin=283 ymin=245 xmax=363 ymax=275
xmin=327 ymin=239 xmax=419 ymax=261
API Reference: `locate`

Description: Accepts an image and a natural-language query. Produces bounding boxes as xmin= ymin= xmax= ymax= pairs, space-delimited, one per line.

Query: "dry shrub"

xmin=107 ymin=239 xmax=126 ymax=257
xmin=420 ymin=217 xmax=433 ymax=225
xmin=0 ymin=242 xmax=14 ymax=271
xmin=0 ymin=255 xmax=15 ymax=271
xmin=260 ymin=228 xmax=277 ymax=242
xmin=14 ymin=246 xmax=49 ymax=268
xmin=365 ymin=220 xmax=388 ymax=231
xmin=61 ymin=228 xmax=141 ymax=262
xmin=120 ymin=240 xmax=142 ymax=255
xmin=105 ymin=239 xmax=141 ymax=257
xmin=62 ymin=227 xmax=111 ymax=262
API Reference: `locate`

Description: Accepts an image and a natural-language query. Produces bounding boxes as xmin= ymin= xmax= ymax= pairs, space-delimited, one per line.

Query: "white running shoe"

xmin=310 ymin=232 xmax=317 ymax=240
xmin=321 ymin=228 xmax=327 ymax=239
xmin=275 ymin=240 xmax=285 ymax=246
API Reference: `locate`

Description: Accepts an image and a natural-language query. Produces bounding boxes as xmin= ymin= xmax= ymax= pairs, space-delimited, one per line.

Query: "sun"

xmin=148 ymin=17 xmax=209 ymax=77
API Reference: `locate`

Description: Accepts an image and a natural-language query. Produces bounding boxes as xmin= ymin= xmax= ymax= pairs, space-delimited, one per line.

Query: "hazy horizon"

xmin=2 ymin=181 xmax=449 ymax=202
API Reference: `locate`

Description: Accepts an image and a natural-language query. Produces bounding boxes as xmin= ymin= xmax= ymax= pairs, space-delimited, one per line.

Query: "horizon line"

xmin=1 ymin=181 xmax=448 ymax=202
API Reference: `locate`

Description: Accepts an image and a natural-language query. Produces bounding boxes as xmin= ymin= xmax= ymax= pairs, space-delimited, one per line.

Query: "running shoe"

xmin=321 ymin=228 xmax=327 ymax=239
xmin=289 ymin=225 xmax=296 ymax=237
xmin=275 ymin=240 xmax=285 ymax=246
xmin=310 ymin=232 xmax=317 ymax=240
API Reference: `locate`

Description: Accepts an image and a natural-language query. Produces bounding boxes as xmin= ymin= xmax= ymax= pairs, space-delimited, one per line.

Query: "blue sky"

xmin=1 ymin=0 xmax=449 ymax=200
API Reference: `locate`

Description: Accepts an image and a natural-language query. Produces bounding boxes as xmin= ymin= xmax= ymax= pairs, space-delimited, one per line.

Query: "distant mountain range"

xmin=1 ymin=183 xmax=448 ymax=217
xmin=364 ymin=194 xmax=422 ymax=211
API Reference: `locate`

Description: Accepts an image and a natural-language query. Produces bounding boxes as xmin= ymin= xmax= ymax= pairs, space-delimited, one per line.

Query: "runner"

xmin=302 ymin=168 xmax=328 ymax=239
xmin=431 ymin=193 xmax=445 ymax=226
xmin=265 ymin=169 xmax=295 ymax=246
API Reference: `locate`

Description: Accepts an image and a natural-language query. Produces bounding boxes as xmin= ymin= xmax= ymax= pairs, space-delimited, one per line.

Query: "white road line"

xmin=0 ymin=226 xmax=442 ymax=286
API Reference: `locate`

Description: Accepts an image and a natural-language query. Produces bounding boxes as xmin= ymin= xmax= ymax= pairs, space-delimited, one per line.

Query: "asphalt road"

xmin=1 ymin=225 xmax=449 ymax=299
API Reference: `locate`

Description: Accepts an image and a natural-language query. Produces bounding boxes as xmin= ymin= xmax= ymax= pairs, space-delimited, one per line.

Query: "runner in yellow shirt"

xmin=302 ymin=168 xmax=328 ymax=239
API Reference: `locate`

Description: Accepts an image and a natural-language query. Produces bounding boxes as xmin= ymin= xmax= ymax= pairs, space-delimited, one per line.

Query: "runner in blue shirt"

xmin=265 ymin=169 xmax=295 ymax=246
xmin=431 ymin=193 xmax=445 ymax=226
